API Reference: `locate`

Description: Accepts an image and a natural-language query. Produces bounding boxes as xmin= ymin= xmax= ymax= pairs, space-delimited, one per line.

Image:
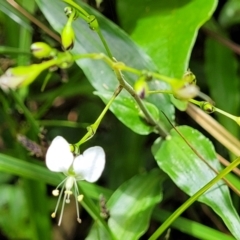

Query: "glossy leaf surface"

xmin=152 ymin=126 xmax=240 ymax=239
xmin=87 ymin=169 xmax=164 ymax=240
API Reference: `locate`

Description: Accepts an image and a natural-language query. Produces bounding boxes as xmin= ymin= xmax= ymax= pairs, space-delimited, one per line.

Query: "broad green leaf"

xmin=152 ymin=126 xmax=240 ymax=239
xmin=87 ymin=169 xmax=164 ymax=240
xmin=117 ymin=0 xmax=217 ymax=78
xmin=117 ymin=0 xmax=217 ymax=110
xmin=205 ymin=34 xmax=240 ymax=137
xmin=107 ymin=169 xmax=163 ymax=239
xmin=36 ymin=0 xmax=174 ymax=135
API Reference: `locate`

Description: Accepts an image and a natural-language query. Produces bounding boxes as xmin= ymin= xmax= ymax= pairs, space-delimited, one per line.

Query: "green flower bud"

xmin=200 ymin=101 xmax=215 ymax=114
xmin=134 ymin=77 xmax=149 ymax=99
xmin=31 ymin=42 xmax=56 ymax=59
xmin=0 ymin=59 xmax=58 ymax=92
xmin=61 ymin=13 xmax=75 ymax=51
xmin=183 ymin=69 xmax=196 ymax=85
xmin=88 ymin=15 xmax=99 ymax=31
xmin=0 ymin=65 xmax=43 ymax=91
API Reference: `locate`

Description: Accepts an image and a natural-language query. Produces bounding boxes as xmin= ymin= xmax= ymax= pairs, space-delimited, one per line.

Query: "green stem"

xmin=148 ymin=157 xmax=240 ymax=240
xmin=189 ymin=99 xmax=201 ymax=107
xmin=74 ymin=85 xmax=123 ymax=149
xmin=73 ymin=53 xmax=169 ymax=137
xmin=63 ymin=0 xmax=89 ymax=18
xmin=215 ymin=107 xmax=239 ymax=123
xmin=148 ymin=90 xmax=173 ymax=95
xmin=62 ymin=0 xmax=113 ymax=58
xmin=97 ymin=30 xmax=113 ymax=58
xmin=114 ymin=68 xmax=168 ymax=137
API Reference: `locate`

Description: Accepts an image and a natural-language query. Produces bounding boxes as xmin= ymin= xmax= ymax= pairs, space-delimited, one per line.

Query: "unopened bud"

xmin=31 ymin=42 xmax=56 ymax=59
xmin=134 ymin=77 xmax=149 ymax=99
xmin=200 ymin=101 xmax=215 ymax=114
xmin=183 ymin=69 xmax=196 ymax=85
xmin=61 ymin=24 xmax=75 ymax=50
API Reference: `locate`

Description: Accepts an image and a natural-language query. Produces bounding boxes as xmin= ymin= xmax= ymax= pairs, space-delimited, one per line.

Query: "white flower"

xmin=46 ymin=136 xmax=105 ymax=225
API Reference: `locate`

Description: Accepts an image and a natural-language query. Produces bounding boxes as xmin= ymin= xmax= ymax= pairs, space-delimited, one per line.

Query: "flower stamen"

xmin=51 ymin=185 xmax=65 ymax=220
xmin=74 ymin=181 xmax=82 ymax=224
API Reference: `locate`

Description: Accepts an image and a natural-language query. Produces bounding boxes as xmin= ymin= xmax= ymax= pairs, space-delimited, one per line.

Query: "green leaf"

xmin=117 ymin=0 xmax=217 ymax=78
xmin=152 ymin=126 xmax=240 ymax=239
xmin=87 ymin=169 xmax=164 ymax=240
xmin=117 ymin=0 xmax=217 ymax=110
xmin=36 ymin=0 xmax=174 ymax=135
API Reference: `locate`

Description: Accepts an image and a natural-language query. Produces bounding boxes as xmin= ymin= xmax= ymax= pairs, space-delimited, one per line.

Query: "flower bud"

xmin=0 ymin=60 xmax=57 ymax=92
xmin=200 ymin=101 xmax=215 ymax=114
xmin=134 ymin=77 xmax=149 ymax=99
xmin=31 ymin=42 xmax=56 ymax=59
xmin=61 ymin=12 xmax=75 ymax=50
xmin=0 ymin=65 xmax=41 ymax=91
xmin=183 ymin=69 xmax=196 ymax=85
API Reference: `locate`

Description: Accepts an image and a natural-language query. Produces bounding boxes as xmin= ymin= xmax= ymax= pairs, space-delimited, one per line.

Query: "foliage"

xmin=0 ymin=0 xmax=239 ymax=239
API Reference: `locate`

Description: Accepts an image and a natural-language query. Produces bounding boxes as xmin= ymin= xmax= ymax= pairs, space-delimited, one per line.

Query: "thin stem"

xmin=7 ymin=0 xmax=61 ymax=42
xmin=148 ymin=90 xmax=173 ymax=95
xmin=149 ymin=157 xmax=240 ymax=240
xmin=63 ymin=0 xmax=114 ymax=58
xmin=97 ymin=30 xmax=113 ymax=58
xmin=75 ymin=85 xmax=123 ymax=148
xmin=63 ymin=0 xmax=89 ymax=18
xmin=215 ymin=107 xmax=240 ymax=125
xmin=114 ymin=68 xmax=168 ymax=137
xmin=74 ymin=52 xmax=169 ymax=137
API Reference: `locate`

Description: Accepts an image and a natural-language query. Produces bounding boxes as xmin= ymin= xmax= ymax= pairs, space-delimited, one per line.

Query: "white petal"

xmin=73 ymin=146 xmax=105 ymax=182
xmin=46 ymin=136 xmax=74 ymax=172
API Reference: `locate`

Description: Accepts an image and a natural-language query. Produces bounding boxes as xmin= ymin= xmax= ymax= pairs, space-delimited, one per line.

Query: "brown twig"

xmin=7 ymin=0 xmax=61 ymax=43
xmin=202 ymin=27 xmax=240 ymax=55
xmin=187 ymin=104 xmax=240 ymax=156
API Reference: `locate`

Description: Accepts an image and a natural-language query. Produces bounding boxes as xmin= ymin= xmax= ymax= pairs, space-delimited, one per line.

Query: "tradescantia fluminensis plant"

xmin=0 ymin=0 xmax=239 ymax=239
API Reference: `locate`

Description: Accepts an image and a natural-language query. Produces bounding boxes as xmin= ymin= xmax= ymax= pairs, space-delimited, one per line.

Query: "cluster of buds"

xmin=0 ymin=42 xmax=73 ymax=92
